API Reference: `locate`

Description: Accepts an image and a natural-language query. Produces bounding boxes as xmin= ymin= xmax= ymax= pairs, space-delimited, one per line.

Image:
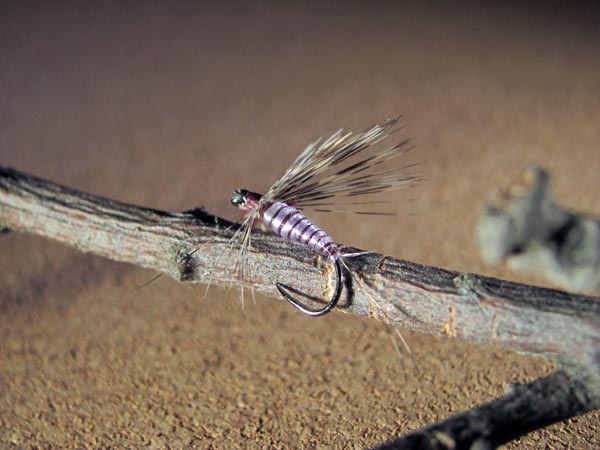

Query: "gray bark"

xmin=1 ymin=165 xmax=599 ymax=448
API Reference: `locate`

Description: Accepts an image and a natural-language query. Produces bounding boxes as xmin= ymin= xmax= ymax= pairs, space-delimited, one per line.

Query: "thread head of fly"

xmin=231 ymin=189 xmax=262 ymax=212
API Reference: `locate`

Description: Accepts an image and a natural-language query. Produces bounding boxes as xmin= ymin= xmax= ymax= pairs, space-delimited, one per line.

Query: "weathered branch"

xmin=2 ymin=165 xmax=599 ymax=365
xmin=373 ymin=368 xmax=599 ymax=450
xmin=2 ymin=165 xmax=600 ymax=448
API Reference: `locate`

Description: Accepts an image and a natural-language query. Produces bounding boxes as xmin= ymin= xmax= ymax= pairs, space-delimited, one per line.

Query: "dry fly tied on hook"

xmin=226 ymin=116 xmax=419 ymax=316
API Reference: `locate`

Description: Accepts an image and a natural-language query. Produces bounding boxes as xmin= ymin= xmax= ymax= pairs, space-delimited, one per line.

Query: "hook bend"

xmin=275 ymin=258 xmax=343 ymax=317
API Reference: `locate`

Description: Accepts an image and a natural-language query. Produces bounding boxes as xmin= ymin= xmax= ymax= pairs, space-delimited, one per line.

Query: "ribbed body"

xmin=262 ymin=202 xmax=338 ymax=260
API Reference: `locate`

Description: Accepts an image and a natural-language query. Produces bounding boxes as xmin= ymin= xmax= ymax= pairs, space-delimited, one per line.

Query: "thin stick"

xmin=373 ymin=369 xmax=599 ymax=450
xmin=2 ymin=166 xmax=599 ymax=365
xmin=2 ymin=165 xmax=600 ymax=448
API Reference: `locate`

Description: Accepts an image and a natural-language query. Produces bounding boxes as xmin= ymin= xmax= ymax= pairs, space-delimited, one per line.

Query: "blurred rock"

xmin=477 ymin=165 xmax=600 ymax=292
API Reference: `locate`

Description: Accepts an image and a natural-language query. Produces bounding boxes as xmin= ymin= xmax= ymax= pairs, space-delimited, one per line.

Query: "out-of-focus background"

xmin=1 ymin=2 xmax=599 ymax=448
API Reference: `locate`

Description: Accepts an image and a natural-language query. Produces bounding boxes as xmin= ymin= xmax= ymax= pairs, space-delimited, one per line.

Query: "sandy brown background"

xmin=1 ymin=2 xmax=600 ymax=449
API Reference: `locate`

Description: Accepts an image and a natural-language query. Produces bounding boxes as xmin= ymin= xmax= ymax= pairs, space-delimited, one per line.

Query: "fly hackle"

xmin=275 ymin=258 xmax=343 ymax=317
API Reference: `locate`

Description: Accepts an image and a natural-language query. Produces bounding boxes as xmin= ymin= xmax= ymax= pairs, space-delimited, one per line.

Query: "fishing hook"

xmin=275 ymin=258 xmax=343 ymax=317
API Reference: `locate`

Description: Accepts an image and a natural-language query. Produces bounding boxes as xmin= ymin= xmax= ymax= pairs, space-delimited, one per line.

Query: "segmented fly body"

xmin=263 ymin=201 xmax=338 ymax=259
xmin=227 ymin=117 xmax=419 ymax=317
xmin=231 ymin=192 xmax=345 ymax=315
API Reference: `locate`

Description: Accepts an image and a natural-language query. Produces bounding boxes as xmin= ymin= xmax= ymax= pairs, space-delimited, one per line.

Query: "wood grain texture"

xmin=2 ymin=165 xmax=600 ymax=370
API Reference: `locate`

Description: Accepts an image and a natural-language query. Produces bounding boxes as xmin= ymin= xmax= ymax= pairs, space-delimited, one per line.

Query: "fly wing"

xmin=263 ymin=117 xmax=420 ymax=215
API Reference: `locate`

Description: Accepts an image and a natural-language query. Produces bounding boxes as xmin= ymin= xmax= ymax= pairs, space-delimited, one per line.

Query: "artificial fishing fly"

xmin=229 ymin=117 xmax=419 ymax=317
